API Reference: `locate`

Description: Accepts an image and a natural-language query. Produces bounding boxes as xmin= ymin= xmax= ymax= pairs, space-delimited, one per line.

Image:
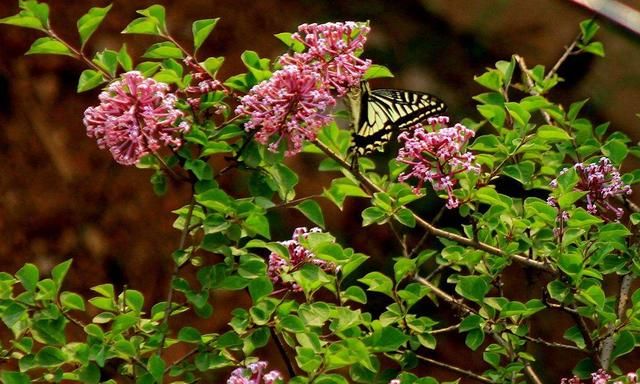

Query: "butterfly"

xmin=347 ymin=81 xmax=447 ymax=157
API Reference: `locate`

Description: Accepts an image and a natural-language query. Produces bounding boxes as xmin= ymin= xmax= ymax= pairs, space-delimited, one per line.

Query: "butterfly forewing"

xmin=350 ymin=84 xmax=447 ymax=156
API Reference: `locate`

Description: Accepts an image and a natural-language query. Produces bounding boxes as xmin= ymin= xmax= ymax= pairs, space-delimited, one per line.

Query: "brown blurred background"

xmin=2 ymin=0 xmax=640 ymax=382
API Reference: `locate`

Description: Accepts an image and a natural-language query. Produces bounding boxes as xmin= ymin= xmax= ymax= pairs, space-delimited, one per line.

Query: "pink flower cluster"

xmin=280 ymin=22 xmax=372 ymax=96
xmin=227 ymin=361 xmax=282 ymax=384
xmin=549 ymin=157 xmax=631 ymax=220
xmin=183 ymin=56 xmax=224 ymax=111
xmin=561 ymin=370 xmax=638 ymax=384
xmin=396 ymin=116 xmax=479 ymax=209
xmin=83 ymin=71 xmax=189 ymax=165
xmin=268 ymin=227 xmax=337 ymax=292
xmin=236 ymin=66 xmax=335 ymax=156
xmin=236 ymin=22 xmax=371 ymax=157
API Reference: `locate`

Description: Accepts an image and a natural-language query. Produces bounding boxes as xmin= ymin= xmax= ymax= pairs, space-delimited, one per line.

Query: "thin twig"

xmin=414 ymin=276 xmax=475 ymax=315
xmin=522 ymin=334 xmax=584 ymax=351
xmin=270 ymin=327 xmax=297 ymax=378
xmin=414 ymin=354 xmax=493 ymax=383
xmin=430 ymin=324 xmax=460 ymax=334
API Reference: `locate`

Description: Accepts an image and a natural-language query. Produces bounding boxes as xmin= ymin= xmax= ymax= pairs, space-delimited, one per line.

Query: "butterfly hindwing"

xmin=350 ymin=83 xmax=447 ymax=156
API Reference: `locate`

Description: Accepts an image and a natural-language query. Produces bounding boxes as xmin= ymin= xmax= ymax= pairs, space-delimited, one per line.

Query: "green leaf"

xmin=394 ymin=207 xmax=416 ymax=228
xmin=77 ymin=4 xmax=112 ymax=48
xmin=274 ymin=32 xmax=305 ymax=52
xmin=16 ymin=263 xmax=39 ymax=291
xmin=248 ymin=277 xmax=273 ymax=302
xmin=465 ymin=329 xmax=485 ymax=350
xmin=51 ymin=259 xmax=72 ymax=289
xmin=583 ymin=41 xmax=604 ymax=57
xmin=117 ymin=44 xmax=133 ymax=71
xmin=579 ymin=285 xmax=605 ymax=309
xmin=26 ymin=37 xmax=74 ymax=57
xmin=192 ymin=18 xmax=219 ymax=52
xmin=580 ymin=19 xmax=600 ymax=43
xmin=362 ymin=206 xmax=386 ymax=226
xmin=537 ymin=125 xmax=571 ymax=141
xmin=0 ymin=14 xmax=45 ymax=31
xmin=178 ymin=326 xmax=201 ymax=343
xmin=294 ymin=200 xmax=325 ymax=228
xmin=77 ymin=69 xmax=105 ymax=92
xmin=125 ymin=289 xmax=144 ymax=312
xmin=279 ymin=315 xmax=305 ymax=333
xmin=474 ymin=70 xmax=502 ymax=91
xmin=503 ymin=161 xmax=535 ymax=185
xmin=358 ymin=272 xmax=393 ymax=297
xmin=147 ymin=354 xmax=165 ymax=383
xmin=122 ymin=18 xmax=160 ymax=35
xmin=602 ymin=140 xmax=628 ymax=165
xmin=60 ymin=291 xmax=85 ymax=311
xmin=244 ymin=213 xmax=270 ymax=239
xmin=566 ymin=208 xmax=603 ymax=228
xmin=36 ymin=346 xmax=67 ymax=367
xmin=455 ymin=276 xmax=490 ymax=303
xmin=363 ymin=64 xmax=394 ymax=80
xmin=343 ymin=286 xmax=367 ymax=304
xmin=611 ymin=330 xmax=635 ymax=360
xmin=143 ymin=42 xmax=184 ymax=59
xmin=0 ymin=371 xmax=31 ymax=384
xmin=137 ymin=4 xmax=167 ymax=33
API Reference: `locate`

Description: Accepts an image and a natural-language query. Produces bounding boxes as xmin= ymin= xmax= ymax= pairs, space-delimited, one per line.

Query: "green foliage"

xmin=2 ymin=4 xmax=640 ymax=384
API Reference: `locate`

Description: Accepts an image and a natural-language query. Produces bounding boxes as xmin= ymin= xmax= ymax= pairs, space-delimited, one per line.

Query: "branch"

xmin=414 ymin=276 xmax=475 ymax=315
xmin=599 ymin=273 xmax=634 ymax=369
xmin=414 ymin=354 xmax=493 ymax=384
xmin=271 ymin=327 xmax=297 ymax=378
xmin=313 ymin=139 xmax=553 ymax=272
xmin=158 ymin=196 xmax=196 ymax=357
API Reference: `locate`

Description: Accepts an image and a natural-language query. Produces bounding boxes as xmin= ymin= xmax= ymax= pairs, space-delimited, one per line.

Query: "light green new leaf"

xmin=77 ymin=4 xmax=112 ymax=48
xmin=192 ymin=18 xmax=219 ymax=52
xmin=26 ymin=37 xmax=74 ymax=57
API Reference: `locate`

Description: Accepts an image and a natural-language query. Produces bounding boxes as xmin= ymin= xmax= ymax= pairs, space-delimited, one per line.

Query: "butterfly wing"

xmin=350 ymin=86 xmax=447 ymax=156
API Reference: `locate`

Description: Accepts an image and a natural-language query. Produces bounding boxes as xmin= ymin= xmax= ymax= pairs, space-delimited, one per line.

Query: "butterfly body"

xmin=348 ymin=81 xmax=447 ymax=156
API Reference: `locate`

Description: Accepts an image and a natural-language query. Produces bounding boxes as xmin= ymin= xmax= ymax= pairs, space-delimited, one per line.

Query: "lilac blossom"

xmin=268 ymin=227 xmax=337 ymax=292
xmin=280 ymin=21 xmax=371 ymax=96
xmin=83 ymin=71 xmax=189 ymax=165
xmin=396 ymin=116 xmax=479 ymax=209
xmin=561 ymin=370 xmax=638 ymax=384
xmin=389 ymin=380 xmax=401 ymax=384
xmin=226 ymin=361 xmax=283 ymax=384
xmin=235 ymin=65 xmax=336 ymax=157
xmin=549 ymin=157 xmax=631 ymax=220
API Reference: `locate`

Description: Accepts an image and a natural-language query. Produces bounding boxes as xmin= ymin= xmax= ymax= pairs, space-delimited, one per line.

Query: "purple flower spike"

xmin=550 ymin=157 xmax=631 ymax=220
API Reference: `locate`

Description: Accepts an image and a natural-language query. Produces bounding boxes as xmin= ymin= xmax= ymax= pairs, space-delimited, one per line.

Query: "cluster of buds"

xmin=561 ymin=370 xmax=638 ymax=384
xmin=183 ymin=56 xmax=225 ymax=112
xmin=396 ymin=116 xmax=479 ymax=209
xmin=236 ymin=22 xmax=371 ymax=156
xmin=549 ymin=157 xmax=631 ymax=220
xmin=268 ymin=227 xmax=337 ymax=292
xmin=83 ymin=71 xmax=189 ymax=165
xmin=226 ymin=361 xmax=283 ymax=384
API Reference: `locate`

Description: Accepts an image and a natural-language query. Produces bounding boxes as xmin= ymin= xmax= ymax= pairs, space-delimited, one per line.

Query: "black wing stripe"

xmin=350 ymin=85 xmax=448 ymax=156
